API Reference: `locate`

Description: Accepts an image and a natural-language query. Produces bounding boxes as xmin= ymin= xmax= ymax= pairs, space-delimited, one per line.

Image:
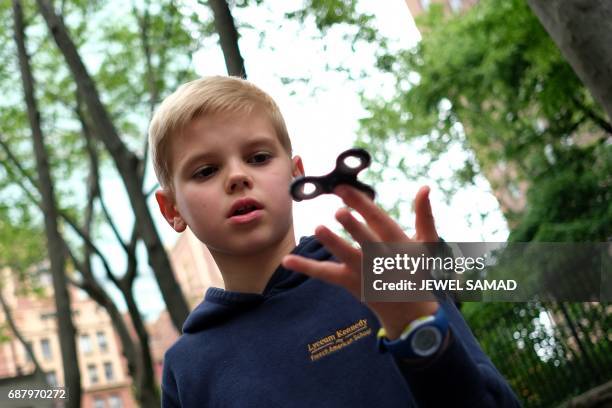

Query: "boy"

xmin=150 ymin=76 xmax=520 ymax=407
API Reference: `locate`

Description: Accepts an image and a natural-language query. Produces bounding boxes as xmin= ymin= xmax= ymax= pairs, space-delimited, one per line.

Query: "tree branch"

xmin=0 ymin=135 xmax=122 ymax=287
xmin=99 ymin=192 xmax=130 ymax=249
xmin=133 ymin=0 xmax=159 ymax=115
xmin=0 ymin=288 xmax=47 ymax=381
xmin=61 ymin=245 xmax=142 ymax=396
xmin=0 ymin=136 xmax=41 ymax=200
xmin=74 ymin=98 xmax=129 ymax=252
xmin=571 ymin=96 xmax=612 ymax=135
xmin=37 ymin=0 xmax=189 ymax=329
xmin=65 ymin=274 xmax=86 ymax=291
xmin=122 ymin=223 xmax=140 ymax=286
xmin=145 ymin=182 xmax=159 ymax=198
xmin=202 ymin=0 xmax=247 ymax=77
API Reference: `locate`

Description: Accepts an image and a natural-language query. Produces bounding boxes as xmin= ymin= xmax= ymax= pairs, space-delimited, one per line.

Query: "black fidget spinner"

xmin=290 ymin=148 xmax=376 ymax=202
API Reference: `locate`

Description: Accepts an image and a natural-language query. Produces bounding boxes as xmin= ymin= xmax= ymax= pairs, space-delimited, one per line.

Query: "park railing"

xmin=462 ymin=301 xmax=612 ymax=407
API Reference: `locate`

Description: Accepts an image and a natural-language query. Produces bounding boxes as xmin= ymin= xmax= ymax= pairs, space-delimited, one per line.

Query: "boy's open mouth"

xmin=233 ymin=205 xmax=257 ymax=215
xmin=227 ymin=198 xmax=264 ymax=218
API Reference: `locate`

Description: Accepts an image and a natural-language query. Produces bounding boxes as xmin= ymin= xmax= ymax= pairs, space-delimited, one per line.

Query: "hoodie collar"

xmin=182 ymin=235 xmax=330 ymax=333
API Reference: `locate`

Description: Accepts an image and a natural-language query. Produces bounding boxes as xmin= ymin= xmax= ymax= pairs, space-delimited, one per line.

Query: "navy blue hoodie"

xmin=162 ymin=236 xmax=520 ymax=407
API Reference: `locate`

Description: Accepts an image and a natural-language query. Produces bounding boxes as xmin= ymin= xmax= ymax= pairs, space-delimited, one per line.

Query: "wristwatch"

xmin=377 ymin=306 xmax=449 ymax=359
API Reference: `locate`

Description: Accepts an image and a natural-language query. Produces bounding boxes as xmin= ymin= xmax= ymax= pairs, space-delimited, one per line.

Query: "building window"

xmin=88 ymin=364 xmax=99 ymax=384
xmin=103 ymin=362 xmax=114 ymax=382
xmin=93 ymin=397 xmax=105 ymax=408
xmin=109 ymin=395 xmax=123 ymax=408
xmin=40 ymin=312 xmax=56 ymax=321
xmin=80 ymin=334 xmax=92 ymax=354
xmin=41 ymin=338 xmax=52 ymax=360
xmin=97 ymin=331 xmax=108 ymax=352
xmin=46 ymin=371 xmax=57 ymax=387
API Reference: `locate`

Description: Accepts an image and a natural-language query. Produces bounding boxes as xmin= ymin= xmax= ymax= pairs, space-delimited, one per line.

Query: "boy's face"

xmin=155 ymin=109 xmax=303 ymax=256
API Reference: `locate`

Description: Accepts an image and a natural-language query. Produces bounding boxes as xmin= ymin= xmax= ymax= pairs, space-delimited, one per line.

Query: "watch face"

xmin=411 ymin=327 xmax=442 ymax=357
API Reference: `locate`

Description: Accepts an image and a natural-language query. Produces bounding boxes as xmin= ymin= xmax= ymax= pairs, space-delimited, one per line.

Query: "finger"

xmin=282 ymin=254 xmax=351 ymax=288
xmin=414 ymin=186 xmax=438 ymax=242
xmin=335 ymin=208 xmax=379 ymax=245
xmin=314 ymin=225 xmax=361 ymax=271
xmin=334 ymin=185 xmax=406 ymax=242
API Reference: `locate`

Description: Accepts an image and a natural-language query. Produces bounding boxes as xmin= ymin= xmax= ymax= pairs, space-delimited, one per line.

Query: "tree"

xmin=358 ymin=0 xmax=610 ymax=228
xmin=1 ymin=113 xmax=161 ymax=405
xmin=0 ymin=0 xmax=491 ymax=405
xmin=205 ymin=0 xmax=247 ymax=77
xmin=356 ymin=1 xmax=611 ymax=406
xmin=36 ymin=0 xmax=191 ymax=332
xmin=12 ymin=1 xmax=81 ymax=402
xmin=527 ymin=0 xmax=612 ymax=122
xmin=0 ymin=0 xmax=200 ymax=404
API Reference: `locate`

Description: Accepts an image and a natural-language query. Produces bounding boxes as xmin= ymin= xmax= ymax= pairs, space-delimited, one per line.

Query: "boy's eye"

xmin=248 ymin=152 xmax=272 ymax=164
xmin=193 ymin=166 xmax=217 ymax=179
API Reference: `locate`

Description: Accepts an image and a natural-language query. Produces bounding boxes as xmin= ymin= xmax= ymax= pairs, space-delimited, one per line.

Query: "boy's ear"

xmin=291 ymin=155 xmax=305 ymax=178
xmin=155 ymin=189 xmax=187 ymax=233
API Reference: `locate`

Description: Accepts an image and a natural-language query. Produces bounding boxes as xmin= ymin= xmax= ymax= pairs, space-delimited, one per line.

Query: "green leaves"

xmin=0 ymin=200 xmax=46 ymax=274
xmin=0 ymin=0 xmax=203 ymax=293
xmin=285 ymin=0 xmax=384 ymax=50
xmin=358 ymin=0 xmax=610 ymax=239
xmin=510 ymin=143 xmax=612 ymax=242
xmin=361 ymin=4 xmax=612 ymax=406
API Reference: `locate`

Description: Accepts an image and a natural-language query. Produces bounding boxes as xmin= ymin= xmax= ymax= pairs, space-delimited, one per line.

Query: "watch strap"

xmin=377 ymin=306 xmax=449 ymax=359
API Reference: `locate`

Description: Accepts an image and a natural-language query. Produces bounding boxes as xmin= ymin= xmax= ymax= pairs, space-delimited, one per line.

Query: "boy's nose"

xmin=226 ymin=173 xmax=253 ymax=193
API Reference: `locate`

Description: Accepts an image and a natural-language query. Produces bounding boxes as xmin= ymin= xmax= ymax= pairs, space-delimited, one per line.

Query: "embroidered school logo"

xmin=307 ymin=318 xmax=373 ymax=361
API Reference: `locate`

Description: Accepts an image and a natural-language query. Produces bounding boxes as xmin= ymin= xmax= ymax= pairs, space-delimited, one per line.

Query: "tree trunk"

xmin=527 ymin=0 xmax=612 ymax=121
xmin=12 ymin=0 xmax=81 ymax=404
xmin=77 ymin=105 xmax=159 ymax=406
xmin=35 ymin=0 xmax=190 ymax=331
xmin=0 ymin=127 xmax=162 ymax=404
xmin=83 ymin=281 xmax=160 ymax=407
xmin=123 ymin=285 xmax=160 ymax=407
xmin=207 ymin=0 xmax=247 ymax=77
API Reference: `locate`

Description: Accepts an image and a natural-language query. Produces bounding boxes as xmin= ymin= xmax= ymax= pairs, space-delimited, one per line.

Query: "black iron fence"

xmin=462 ymin=302 xmax=612 ymax=407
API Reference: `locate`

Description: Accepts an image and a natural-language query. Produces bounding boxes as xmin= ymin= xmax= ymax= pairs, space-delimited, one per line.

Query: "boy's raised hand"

xmin=282 ymin=184 xmax=440 ymax=340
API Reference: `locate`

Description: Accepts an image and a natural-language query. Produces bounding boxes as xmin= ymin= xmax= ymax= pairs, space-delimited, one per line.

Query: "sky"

xmin=97 ymin=0 xmax=509 ymax=321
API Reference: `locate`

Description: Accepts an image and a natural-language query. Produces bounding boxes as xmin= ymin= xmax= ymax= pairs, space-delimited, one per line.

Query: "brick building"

xmin=0 ymin=268 xmax=135 ymax=408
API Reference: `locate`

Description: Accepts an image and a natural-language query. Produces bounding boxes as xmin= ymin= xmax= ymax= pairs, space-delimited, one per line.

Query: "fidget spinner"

xmin=290 ymin=148 xmax=376 ymax=201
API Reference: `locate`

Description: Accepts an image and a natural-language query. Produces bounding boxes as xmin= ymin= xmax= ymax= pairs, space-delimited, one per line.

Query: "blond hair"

xmin=149 ymin=76 xmax=292 ymax=189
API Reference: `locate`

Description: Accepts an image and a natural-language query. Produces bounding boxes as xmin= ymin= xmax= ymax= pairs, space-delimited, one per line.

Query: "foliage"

xmin=354 ymin=0 xmax=612 ymax=406
xmin=0 ymin=0 xmax=200 ymax=239
xmin=510 ymin=142 xmax=611 ymax=242
xmin=357 ymin=0 xmax=609 ymax=222
xmin=285 ymin=0 xmax=381 ymax=44
xmin=0 ymin=202 xmax=47 ymax=297
xmin=0 ymin=0 xmax=203 ymax=399
xmin=0 ymin=323 xmax=10 ymax=343
xmin=0 ymin=0 xmax=608 ymax=404
xmin=0 ymin=203 xmax=46 ymax=273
